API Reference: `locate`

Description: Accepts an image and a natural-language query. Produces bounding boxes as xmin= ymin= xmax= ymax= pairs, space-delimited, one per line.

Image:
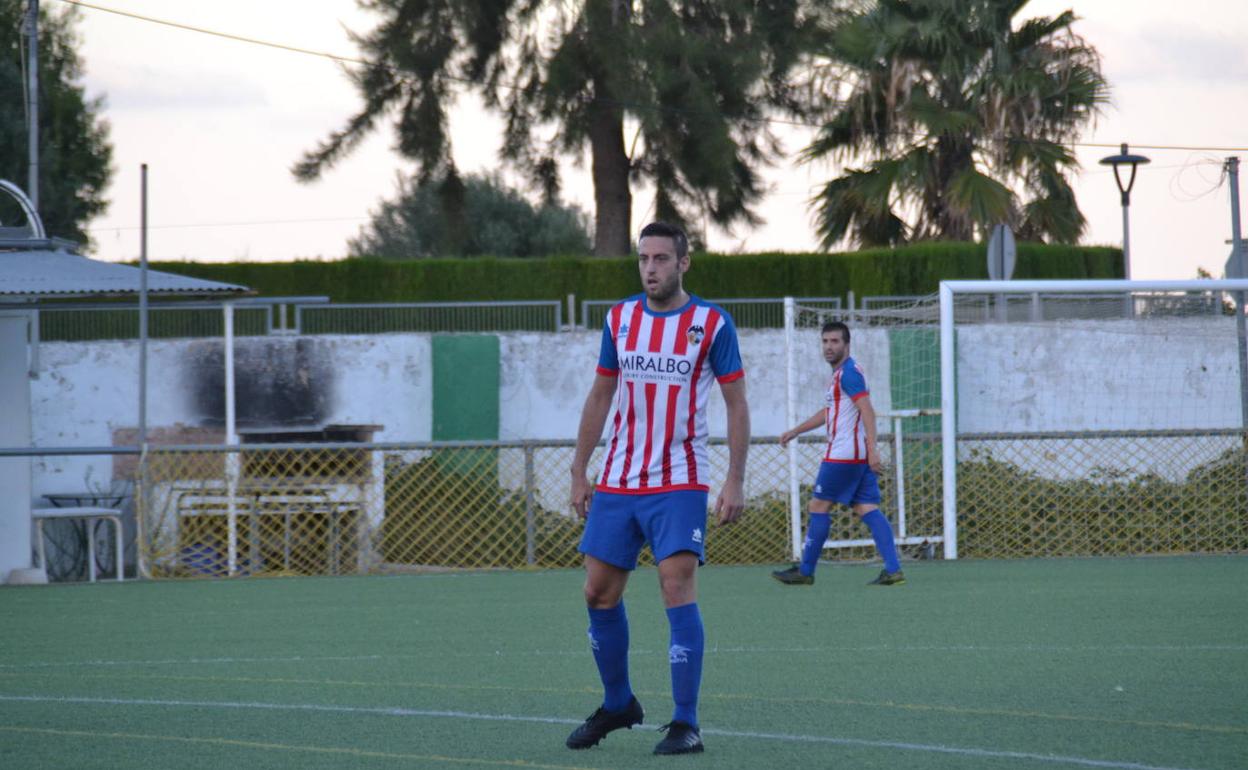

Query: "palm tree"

xmin=803 ymin=0 xmax=1108 ymax=248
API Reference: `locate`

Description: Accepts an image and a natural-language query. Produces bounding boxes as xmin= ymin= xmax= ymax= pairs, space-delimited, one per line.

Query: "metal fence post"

xmin=525 ymin=443 xmax=536 ymax=566
xmin=893 ymin=415 xmax=906 ymax=540
xmin=136 ymin=444 xmax=150 ymax=579
xmin=1226 ymin=157 xmax=1248 ymax=490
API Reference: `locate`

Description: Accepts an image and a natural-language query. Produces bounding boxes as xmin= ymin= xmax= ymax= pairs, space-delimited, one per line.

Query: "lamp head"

xmin=1099 ymin=143 xmax=1151 ymax=202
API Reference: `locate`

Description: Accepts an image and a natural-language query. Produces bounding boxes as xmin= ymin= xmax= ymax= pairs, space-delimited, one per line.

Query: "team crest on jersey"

xmin=617 ymin=323 xmax=629 ymax=337
xmin=686 ymin=325 xmax=705 ymax=346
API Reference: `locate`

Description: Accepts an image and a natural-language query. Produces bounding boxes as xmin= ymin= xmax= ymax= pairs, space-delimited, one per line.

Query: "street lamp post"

xmin=1099 ymin=143 xmax=1151 ymax=279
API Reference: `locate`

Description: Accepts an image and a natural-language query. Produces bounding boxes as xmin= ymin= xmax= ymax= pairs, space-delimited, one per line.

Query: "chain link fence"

xmin=942 ymin=287 xmax=1248 ymax=558
xmin=296 ymin=301 xmax=564 ymax=334
xmin=132 ymin=434 xmax=942 ymax=578
xmin=135 ymin=440 xmax=779 ymax=577
xmin=954 ymin=430 xmax=1248 ymax=558
xmin=582 ymin=297 xmax=844 ymax=330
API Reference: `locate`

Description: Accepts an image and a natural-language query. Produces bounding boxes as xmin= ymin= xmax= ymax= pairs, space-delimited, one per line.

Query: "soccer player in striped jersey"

xmin=566 ymin=221 xmax=750 ymax=756
xmin=771 ymin=321 xmax=905 ymax=587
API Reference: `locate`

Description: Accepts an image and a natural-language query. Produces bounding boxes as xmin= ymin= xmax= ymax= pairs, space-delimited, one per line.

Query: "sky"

xmin=45 ymin=0 xmax=1248 ymax=280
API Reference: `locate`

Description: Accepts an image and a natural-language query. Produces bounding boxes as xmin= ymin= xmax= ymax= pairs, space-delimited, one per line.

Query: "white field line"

xmin=0 ymin=693 xmax=1204 ymax=770
xmin=0 ymin=654 xmax=389 ymax=669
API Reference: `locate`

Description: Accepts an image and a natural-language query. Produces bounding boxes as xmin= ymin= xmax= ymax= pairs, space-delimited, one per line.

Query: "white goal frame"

xmin=939 ymin=279 xmax=1248 ymax=560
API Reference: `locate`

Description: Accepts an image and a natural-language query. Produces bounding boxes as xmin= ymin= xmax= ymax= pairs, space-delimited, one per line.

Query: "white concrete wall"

xmin=498 ymin=328 xmax=809 ymax=441
xmin=496 ymin=327 xmax=893 ymax=442
xmin=26 ymin=318 xmax=1240 ymax=498
xmin=30 ymin=334 xmax=432 ymax=501
xmin=956 ymin=318 xmax=1242 ymax=433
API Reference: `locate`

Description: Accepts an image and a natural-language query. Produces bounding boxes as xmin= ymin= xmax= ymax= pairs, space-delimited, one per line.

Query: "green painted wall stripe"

xmin=432 ymin=335 xmax=500 ymax=440
xmin=888 ymin=328 xmax=941 ymax=435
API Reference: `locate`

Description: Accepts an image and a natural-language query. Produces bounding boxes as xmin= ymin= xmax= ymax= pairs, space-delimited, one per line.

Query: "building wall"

xmin=1 ymin=315 xmax=33 ymax=579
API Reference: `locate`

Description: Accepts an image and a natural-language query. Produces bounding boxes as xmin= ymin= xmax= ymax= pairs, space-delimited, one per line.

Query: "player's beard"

xmin=645 ymin=273 xmax=682 ymax=306
xmin=825 ymin=350 xmax=846 ymax=367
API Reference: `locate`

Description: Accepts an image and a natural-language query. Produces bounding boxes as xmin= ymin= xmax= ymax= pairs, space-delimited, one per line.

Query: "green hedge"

xmin=148 ymin=242 xmax=1122 ymax=303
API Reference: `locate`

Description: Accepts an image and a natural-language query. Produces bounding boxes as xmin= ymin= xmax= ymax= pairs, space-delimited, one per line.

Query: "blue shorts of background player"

xmin=578 ymin=489 xmax=708 ymax=569
xmin=812 ymin=462 xmax=881 ymax=506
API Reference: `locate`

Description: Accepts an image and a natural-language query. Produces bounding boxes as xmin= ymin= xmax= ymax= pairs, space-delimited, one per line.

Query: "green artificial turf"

xmin=2 ymin=556 xmax=1245 ymax=769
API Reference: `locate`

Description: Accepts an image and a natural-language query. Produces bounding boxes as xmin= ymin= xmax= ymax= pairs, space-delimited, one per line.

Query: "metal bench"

xmin=32 ymin=506 xmax=124 ymax=583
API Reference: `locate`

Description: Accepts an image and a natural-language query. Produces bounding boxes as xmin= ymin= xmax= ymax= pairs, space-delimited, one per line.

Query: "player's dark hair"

xmin=822 ymin=320 xmax=850 ymax=343
xmin=638 ymin=221 xmax=689 ymax=259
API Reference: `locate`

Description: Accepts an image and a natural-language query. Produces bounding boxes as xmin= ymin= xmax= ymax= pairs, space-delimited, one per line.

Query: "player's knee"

xmin=659 ymin=579 xmax=695 ymax=607
xmin=583 ymin=579 xmax=623 ymax=609
xmin=657 ymin=556 xmax=697 ymax=606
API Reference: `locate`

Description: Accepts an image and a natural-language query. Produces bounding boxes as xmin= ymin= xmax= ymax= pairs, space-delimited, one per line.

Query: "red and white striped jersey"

xmin=594 ymin=294 xmax=744 ymax=494
xmin=823 ymin=357 xmax=870 ymax=463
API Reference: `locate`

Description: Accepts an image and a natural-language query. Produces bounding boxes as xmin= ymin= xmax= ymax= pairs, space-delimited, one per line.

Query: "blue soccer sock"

xmin=800 ymin=513 xmax=832 ymax=576
xmin=666 ymin=602 xmax=704 ymax=728
xmin=861 ymin=508 xmax=901 ymax=573
xmin=587 ymin=602 xmax=633 ymax=712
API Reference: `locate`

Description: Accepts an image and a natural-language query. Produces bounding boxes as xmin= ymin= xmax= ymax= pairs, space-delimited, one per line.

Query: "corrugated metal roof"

xmin=0 ymin=246 xmax=250 ymax=298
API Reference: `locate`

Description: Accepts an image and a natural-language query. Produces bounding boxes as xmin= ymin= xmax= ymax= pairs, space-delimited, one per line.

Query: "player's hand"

xmin=570 ymin=473 xmax=594 ymax=520
xmin=714 ymin=479 xmax=745 ymax=525
xmin=778 ymin=430 xmax=795 ymax=448
xmin=867 ymin=446 xmax=882 ymax=474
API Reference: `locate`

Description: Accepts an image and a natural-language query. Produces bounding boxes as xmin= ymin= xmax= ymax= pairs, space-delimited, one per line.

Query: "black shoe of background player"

xmin=771 ymin=564 xmax=814 ymax=585
xmin=867 ymin=569 xmax=906 ymax=586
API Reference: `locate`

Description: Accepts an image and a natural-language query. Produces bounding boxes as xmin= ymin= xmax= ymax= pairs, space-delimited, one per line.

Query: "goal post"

xmin=786 ymin=280 xmax=1248 ymax=564
xmin=940 ymin=279 xmax=1248 ymax=560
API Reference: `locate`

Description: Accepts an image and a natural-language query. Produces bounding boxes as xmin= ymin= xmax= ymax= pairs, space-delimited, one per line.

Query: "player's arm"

xmin=779 ymin=408 xmax=827 ymax=447
xmin=715 ymin=377 xmax=750 ymax=525
xmin=570 ymin=373 xmax=617 ymax=519
xmin=855 ymin=393 xmax=883 ymax=473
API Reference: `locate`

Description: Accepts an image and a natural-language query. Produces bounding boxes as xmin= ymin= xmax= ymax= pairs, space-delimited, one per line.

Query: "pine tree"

xmin=294 ymin=0 xmax=810 ymax=255
xmin=0 ymin=0 xmax=112 ymax=247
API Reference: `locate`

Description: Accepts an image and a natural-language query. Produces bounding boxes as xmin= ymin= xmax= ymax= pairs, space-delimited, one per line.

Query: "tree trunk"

xmin=934 ymin=136 xmax=975 ymax=241
xmin=585 ymin=0 xmax=632 ymax=257
xmin=588 ymin=83 xmax=632 ymax=257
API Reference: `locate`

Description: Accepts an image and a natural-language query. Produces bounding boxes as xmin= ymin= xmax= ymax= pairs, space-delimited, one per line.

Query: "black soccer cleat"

xmin=771 ymin=565 xmax=814 ymax=585
xmin=565 ymin=695 xmax=644 ymax=749
xmin=653 ymin=720 xmax=704 ymax=755
xmin=867 ymin=569 xmax=906 ymax=586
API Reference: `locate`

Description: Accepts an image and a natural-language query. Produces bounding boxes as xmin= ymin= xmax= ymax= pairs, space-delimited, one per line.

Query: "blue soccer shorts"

xmin=811 ymin=462 xmax=881 ymax=506
xmin=578 ymin=489 xmax=709 ymax=570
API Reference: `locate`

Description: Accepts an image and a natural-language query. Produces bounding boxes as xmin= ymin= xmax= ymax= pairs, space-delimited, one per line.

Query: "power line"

xmin=57 ymin=0 xmax=1248 ymax=155
xmin=1076 ymin=142 xmax=1248 ymax=153
xmin=55 ymin=0 xmax=374 ymax=69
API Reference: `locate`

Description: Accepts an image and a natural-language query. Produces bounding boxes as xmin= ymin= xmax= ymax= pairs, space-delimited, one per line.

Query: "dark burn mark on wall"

xmin=188 ymin=337 xmax=334 ymax=427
